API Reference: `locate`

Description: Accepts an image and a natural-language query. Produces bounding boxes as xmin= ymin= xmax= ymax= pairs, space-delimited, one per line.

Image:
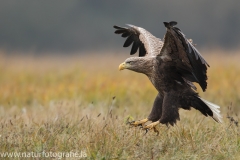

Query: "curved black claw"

xmin=128 ymin=121 xmax=136 ymax=127
xmin=142 ymin=126 xmax=159 ymax=136
xmin=142 ymin=121 xmax=160 ymax=136
xmin=144 ymin=128 xmax=149 ymax=135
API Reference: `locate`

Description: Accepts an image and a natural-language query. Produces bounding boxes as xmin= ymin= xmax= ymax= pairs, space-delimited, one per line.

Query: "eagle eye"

xmin=126 ymin=61 xmax=133 ymax=64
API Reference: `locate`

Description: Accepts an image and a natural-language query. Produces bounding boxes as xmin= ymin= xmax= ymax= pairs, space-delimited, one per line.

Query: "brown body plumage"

xmin=115 ymin=21 xmax=222 ymax=127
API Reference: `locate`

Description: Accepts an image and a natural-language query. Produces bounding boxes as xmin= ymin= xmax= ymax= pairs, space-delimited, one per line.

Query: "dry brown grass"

xmin=0 ymin=50 xmax=239 ymax=159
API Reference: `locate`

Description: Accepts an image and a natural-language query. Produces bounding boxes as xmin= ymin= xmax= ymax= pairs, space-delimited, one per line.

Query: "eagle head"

xmin=119 ymin=57 xmax=154 ymax=75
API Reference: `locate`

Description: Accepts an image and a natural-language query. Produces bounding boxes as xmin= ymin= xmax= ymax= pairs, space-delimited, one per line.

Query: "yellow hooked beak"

xmin=119 ymin=62 xmax=126 ymax=71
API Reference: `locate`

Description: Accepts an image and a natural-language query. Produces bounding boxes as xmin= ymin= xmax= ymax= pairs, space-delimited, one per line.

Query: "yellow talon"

xmin=143 ymin=121 xmax=160 ymax=135
xmin=129 ymin=118 xmax=149 ymax=127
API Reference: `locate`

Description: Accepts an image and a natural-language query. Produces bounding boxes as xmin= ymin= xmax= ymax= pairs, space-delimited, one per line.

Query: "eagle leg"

xmin=142 ymin=121 xmax=160 ymax=135
xmin=128 ymin=118 xmax=149 ymax=127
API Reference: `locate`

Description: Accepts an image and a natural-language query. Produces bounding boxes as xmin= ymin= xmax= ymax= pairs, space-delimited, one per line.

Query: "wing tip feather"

xmin=163 ymin=21 xmax=178 ymax=28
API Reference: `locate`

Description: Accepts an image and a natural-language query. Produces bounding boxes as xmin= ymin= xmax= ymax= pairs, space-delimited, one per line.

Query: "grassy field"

xmin=0 ymin=50 xmax=240 ymax=159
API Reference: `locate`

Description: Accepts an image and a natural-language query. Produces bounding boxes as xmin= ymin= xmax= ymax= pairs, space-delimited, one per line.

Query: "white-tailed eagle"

xmin=114 ymin=21 xmax=222 ymax=134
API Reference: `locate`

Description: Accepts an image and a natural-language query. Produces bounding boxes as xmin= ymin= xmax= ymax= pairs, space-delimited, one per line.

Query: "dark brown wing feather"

xmin=158 ymin=21 xmax=209 ymax=91
xmin=113 ymin=24 xmax=163 ymax=57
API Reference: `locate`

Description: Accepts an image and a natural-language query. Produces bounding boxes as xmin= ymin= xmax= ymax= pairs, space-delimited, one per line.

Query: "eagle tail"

xmin=199 ymin=98 xmax=223 ymax=123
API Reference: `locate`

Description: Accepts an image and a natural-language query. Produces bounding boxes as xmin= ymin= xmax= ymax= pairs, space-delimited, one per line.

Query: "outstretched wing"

xmin=158 ymin=21 xmax=209 ymax=91
xmin=113 ymin=24 xmax=163 ymax=57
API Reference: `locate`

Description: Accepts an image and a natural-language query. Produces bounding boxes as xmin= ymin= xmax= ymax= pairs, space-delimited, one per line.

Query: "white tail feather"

xmin=200 ymin=98 xmax=223 ymax=123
